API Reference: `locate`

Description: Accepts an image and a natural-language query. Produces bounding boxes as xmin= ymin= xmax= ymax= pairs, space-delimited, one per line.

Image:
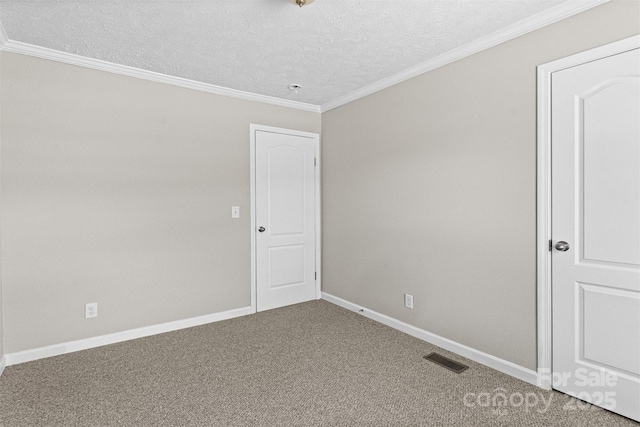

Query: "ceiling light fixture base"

xmin=289 ymin=0 xmax=315 ymax=7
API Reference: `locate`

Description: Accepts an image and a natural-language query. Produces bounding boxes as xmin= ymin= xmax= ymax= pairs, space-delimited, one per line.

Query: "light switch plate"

xmin=232 ymin=206 xmax=240 ymax=218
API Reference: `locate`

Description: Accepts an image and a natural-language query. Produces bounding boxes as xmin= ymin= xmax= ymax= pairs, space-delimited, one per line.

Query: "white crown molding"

xmin=320 ymin=0 xmax=610 ymax=112
xmin=0 ymin=1 xmax=609 ymax=114
xmin=322 ymin=292 xmax=539 ymax=386
xmin=0 ymin=38 xmax=321 ymax=113
xmin=4 ymin=306 xmax=251 ymax=366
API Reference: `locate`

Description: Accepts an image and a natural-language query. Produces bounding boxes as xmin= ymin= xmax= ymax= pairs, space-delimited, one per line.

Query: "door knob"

xmin=258 ymin=226 xmax=265 ymax=233
xmin=555 ymin=241 xmax=570 ymax=252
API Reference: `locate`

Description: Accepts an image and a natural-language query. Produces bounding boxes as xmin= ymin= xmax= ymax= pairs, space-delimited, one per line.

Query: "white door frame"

xmin=536 ymin=35 xmax=640 ymax=390
xmin=249 ymin=124 xmax=321 ymax=314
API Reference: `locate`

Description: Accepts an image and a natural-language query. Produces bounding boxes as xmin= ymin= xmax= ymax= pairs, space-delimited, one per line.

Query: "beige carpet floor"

xmin=0 ymin=300 xmax=636 ymax=426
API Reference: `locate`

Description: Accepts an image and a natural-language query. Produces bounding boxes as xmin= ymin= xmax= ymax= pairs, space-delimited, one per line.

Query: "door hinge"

xmin=315 ymin=272 xmax=317 ymax=280
xmin=314 ymin=157 xmax=317 ymax=166
xmin=549 ymin=240 xmax=553 ymax=252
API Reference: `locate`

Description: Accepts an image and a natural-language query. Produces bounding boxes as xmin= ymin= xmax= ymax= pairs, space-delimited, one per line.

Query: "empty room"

xmin=0 ymin=0 xmax=638 ymax=425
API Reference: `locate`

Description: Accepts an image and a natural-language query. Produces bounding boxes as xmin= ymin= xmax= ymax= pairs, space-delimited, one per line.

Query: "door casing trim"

xmin=536 ymin=34 xmax=640 ymax=390
xmin=249 ymin=124 xmax=321 ymax=314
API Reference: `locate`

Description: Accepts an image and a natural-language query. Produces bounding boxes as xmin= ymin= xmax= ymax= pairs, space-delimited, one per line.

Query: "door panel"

xmin=268 ymin=245 xmax=306 ymax=288
xmin=255 ymin=129 xmax=317 ymax=312
xmin=581 ymin=284 xmax=640 ymax=375
xmin=582 ymin=79 xmax=640 ymax=265
xmin=551 ymin=48 xmax=640 ymax=422
xmin=268 ymin=146 xmax=306 ymax=236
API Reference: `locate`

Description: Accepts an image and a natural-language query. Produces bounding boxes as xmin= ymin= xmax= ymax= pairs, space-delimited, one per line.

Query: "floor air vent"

xmin=424 ymin=352 xmax=469 ymax=373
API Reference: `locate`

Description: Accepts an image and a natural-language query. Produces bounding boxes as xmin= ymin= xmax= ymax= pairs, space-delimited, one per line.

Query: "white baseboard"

xmin=3 ymin=296 xmax=539 ymax=386
xmin=322 ymin=292 xmax=539 ymax=387
xmin=4 ymin=306 xmax=251 ymax=367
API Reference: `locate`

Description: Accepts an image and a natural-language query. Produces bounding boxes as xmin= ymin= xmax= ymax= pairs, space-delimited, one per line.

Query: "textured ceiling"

xmin=0 ymin=0 xmax=572 ymax=106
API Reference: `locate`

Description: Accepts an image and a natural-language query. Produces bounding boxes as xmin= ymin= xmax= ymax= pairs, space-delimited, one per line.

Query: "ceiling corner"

xmin=0 ymin=35 xmax=323 ymax=113
xmin=319 ymin=0 xmax=611 ymax=112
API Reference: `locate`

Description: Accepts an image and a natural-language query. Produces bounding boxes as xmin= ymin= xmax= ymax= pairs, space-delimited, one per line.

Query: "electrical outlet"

xmin=404 ymin=293 xmax=414 ymax=309
xmin=85 ymin=302 xmax=98 ymax=319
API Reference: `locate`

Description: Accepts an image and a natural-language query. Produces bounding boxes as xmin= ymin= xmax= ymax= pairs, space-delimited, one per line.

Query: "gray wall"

xmin=0 ymin=50 xmax=3 ymax=360
xmin=321 ymin=0 xmax=639 ymax=370
xmin=0 ymin=52 xmax=320 ymax=353
xmin=1 ymin=0 xmax=638 ymax=370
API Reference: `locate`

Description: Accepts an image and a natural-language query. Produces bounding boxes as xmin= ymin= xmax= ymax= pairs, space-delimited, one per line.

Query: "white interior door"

xmin=253 ymin=126 xmax=318 ymax=312
xmin=551 ymin=47 xmax=640 ymax=421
